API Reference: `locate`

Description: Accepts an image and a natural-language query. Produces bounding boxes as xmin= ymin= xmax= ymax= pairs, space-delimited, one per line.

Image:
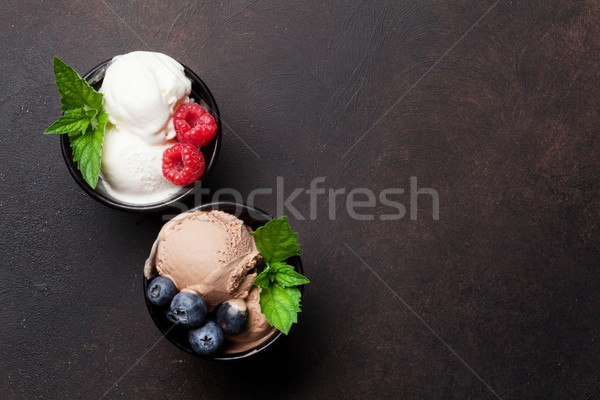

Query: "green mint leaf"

xmin=53 ymin=57 xmax=103 ymax=111
xmin=253 ymin=217 xmax=308 ymax=334
xmin=69 ymin=111 xmax=107 ymax=188
xmin=253 ymin=266 xmax=272 ymax=289
xmin=47 ymin=57 xmax=108 ymax=188
xmin=44 ymin=108 xmax=95 ymax=135
xmin=254 ymin=262 xmax=309 ymax=289
xmin=270 ymin=262 xmax=310 ymax=287
xmin=251 ymin=216 xmax=300 ymax=263
xmin=258 ymin=283 xmax=301 ymax=335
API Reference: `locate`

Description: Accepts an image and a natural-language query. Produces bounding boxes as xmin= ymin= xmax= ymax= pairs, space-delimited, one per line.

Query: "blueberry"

xmin=216 ymin=301 xmax=249 ymax=336
xmin=147 ymin=277 xmax=177 ymax=307
xmin=167 ymin=292 xmax=207 ymax=327
xmin=188 ymin=321 xmax=224 ymax=356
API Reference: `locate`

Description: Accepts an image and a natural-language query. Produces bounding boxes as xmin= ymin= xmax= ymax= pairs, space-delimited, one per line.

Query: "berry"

xmin=167 ymin=292 xmax=207 ymax=327
xmin=173 ymin=103 xmax=218 ymax=146
xmin=147 ymin=276 xmax=177 ymax=307
xmin=216 ymin=301 xmax=249 ymax=336
xmin=189 ymin=321 xmax=224 ymax=356
xmin=162 ymin=143 xmax=205 ymax=186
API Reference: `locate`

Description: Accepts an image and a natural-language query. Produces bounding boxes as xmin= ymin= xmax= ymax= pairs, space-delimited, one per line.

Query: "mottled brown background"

xmin=1 ymin=0 xmax=599 ymax=399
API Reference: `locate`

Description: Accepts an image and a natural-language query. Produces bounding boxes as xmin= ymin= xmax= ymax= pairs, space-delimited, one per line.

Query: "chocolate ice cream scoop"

xmin=144 ymin=209 xmax=277 ymax=354
xmin=145 ymin=210 xmax=260 ymax=310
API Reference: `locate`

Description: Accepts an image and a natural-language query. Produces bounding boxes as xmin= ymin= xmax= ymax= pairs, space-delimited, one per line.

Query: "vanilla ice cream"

xmin=101 ymin=128 xmax=178 ymax=204
xmin=98 ymin=51 xmax=192 ymax=204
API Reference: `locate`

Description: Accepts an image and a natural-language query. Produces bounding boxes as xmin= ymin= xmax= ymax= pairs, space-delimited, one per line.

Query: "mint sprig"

xmin=254 ymin=262 xmax=310 ymax=288
xmin=251 ymin=217 xmax=309 ymax=335
xmin=44 ymin=57 xmax=107 ymax=188
xmin=251 ymin=216 xmax=300 ymax=263
xmin=258 ymin=284 xmax=301 ymax=334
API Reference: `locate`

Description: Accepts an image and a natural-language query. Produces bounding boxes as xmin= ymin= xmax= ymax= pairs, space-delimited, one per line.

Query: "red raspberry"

xmin=173 ymin=103 xmax=218 ymax=146
xmin=162 ymin=143 xmax=205 ymax=186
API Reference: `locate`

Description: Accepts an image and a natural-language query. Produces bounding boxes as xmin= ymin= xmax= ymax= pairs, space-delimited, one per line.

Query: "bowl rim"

xmin=143 ymin=201 xmax=304 ymax=360
xmin=60 ymin=57 xmax=222 ymax=213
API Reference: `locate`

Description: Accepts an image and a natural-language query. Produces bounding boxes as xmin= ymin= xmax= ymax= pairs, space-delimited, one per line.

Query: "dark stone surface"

xmin=1 ymin=0 xmax=599 ymax=399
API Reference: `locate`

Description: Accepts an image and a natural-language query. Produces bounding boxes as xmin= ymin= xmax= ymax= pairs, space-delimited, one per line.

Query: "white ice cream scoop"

xmin=100 ymin=51 xmax=191 ymax=146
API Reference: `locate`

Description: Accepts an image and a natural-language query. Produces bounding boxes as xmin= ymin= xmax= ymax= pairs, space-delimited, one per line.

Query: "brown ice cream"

xmin=222 ymin=286 xmax=277 ymax=353
xmin=144 ymin=210 xmax=277 ymax=353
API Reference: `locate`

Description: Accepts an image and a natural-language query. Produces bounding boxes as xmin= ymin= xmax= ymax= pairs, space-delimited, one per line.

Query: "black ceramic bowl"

xmin=60 ymin=57 xmax=222 ymax=212
xmin=143 ymin=202 xmax=304 ymax=360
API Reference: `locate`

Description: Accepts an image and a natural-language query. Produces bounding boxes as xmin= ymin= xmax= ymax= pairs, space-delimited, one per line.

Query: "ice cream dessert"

xmin=46 ymin=53 xmax=220 ymax=210
xmin=99 ymin=52 xmax=188 ymax=204
xmin=144 ymin=210 xmax=278 ymax=354
xmin=98 ymin=51 xmax=217 ymax=205
xmin=100 ymin=52 xmax=189 ymax=146
xmin=153 ymin=210 xmax=259 ymax=310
